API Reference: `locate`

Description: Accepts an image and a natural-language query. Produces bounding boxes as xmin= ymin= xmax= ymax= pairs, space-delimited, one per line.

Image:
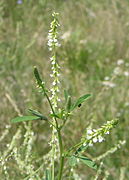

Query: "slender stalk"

xmin=45 ymin=92 xmax=58 ymax=128
xmin=47 ymin=12 xmax=61 ymax=179
xmin=57 ymin=129 xmax=64 ymax=180
xmin=45 ymin=92 xmax=58 ymax=180
xmin=46 ymin=91 xmax=65 ymax=180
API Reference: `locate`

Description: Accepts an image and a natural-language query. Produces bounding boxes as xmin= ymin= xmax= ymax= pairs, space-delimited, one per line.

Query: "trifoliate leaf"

xmin=11 ymin=116 xmax=41 ymax=123
xmin=70 ymin=94 xmax=91 ymax=111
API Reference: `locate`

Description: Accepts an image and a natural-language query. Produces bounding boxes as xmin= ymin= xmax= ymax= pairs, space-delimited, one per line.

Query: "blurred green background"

xmin=0 ymin=0 xmax=129 ymax=179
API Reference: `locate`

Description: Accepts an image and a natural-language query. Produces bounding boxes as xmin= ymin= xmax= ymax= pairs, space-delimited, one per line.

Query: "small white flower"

xmin=54 ymin=104 xmax=57 ymax=108
xmin=98 ymin=136 xmax=104 ymax=142
xmin=105 ymin=131 xmax=110 ymax=134
xmin=125 ymin=63 xmax=129 ymax=67
xmin=52 ymin=81 xmax=56 ymax=86
xmin=89 ymin=143 xmax=93 ymax=147
xmin=47 ymin=41 xmax=53 ymax=46
xmin=50 ymin=57 xmax=54 ymax=61
xmin=48 ymin=39 xmax=53 ymax=43
xmin=48 ymin=34 xmax=53 ymax=38
xmin=107 ymin=121 xmax=110 ymax=124
xmin=117 ymin=59 xmax=124 ymax=65
xmin=57 ymin=88 xmax=60 ymax=92
xmin=48 ymin=32 xmax=52 ymax=36
xmin=52 ymin=91 xmax=55 ymax=95
xmin=87 ymin=129 xmax=93 ymax=135
xmin=49 ymin=48 xmax=52 ymax=51
xmin=93 ymin=129 xmax=97 ymax=132
xmin=102 ymin=81 xmax=116 ymax=88
xmin=53 ymin=128 xmax=57 ymax=133
xmin=52 ymin=70 xmax=56 ymax=74
xmin=83 ymin=142 xmax=87 ymax=146
xmin=55 ymin=42 xmax=61 ymax=47
xmin=86 ymin=135 xmax=91 ymax=140
xmin=71 ymin=168 xmax=73 ymax=172
xmin=104 ymin=76 xmax=110 ymax=81
xmin=51 ymin=61 xmax=56 ymax=65
xmin=113 ymin=67 xmax=121 ymax=75
xmin=5 ymin=125 xmax=10 ymax=128
xmin=57 ymin=80 xmax=60 ymax=84
xmin=57 ymin=73 xmax=60 ymax=77
xmin=124 ymin=71 xmax=129 ymax=77
xmin=93 ymin=137 xmax=98 ymax=143
xmin=53 ymin=39 xmax=57 ymax=42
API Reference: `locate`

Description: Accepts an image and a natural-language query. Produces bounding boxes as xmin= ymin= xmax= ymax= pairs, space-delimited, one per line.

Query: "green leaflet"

xmin=50 ymin=109 xmax=65 ymax=119
xmin=68 ymin=155 xmax=97 ymax=170
xmin=28 ymin=108 xmax=48 ymax=120
xmin=64 ymin=90 xmax=72 ymax=112
xmin=11 ymin=116 xmax=41 ymax=123
xmin=50 ymin=113 xmax=60 ymax=119
xmin=34 ymin=67 xmax=48 ymax=95
xmin=70 ymin=94 xmax=91 ymax=111
xmin=34 ymin=66 xmax=43 ymax=86
xmin=64 ymin=89 xmax=69 ymax=102
xmin=66 ymin=96 xmax=72 ymax=112
xmin=68 ymin=156 xmax=77 ymax=167
xmin=77 ymin=155 xmax=98 ymax=170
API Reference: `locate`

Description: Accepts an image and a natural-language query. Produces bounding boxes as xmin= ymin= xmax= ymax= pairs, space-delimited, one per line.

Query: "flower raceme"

xmin=48 ymin=12 xmax=61 ymax=109
xmin=47 ymin=12 xmax=61 ymax=51
xmin=84 ymin=119 xmax=118 ymax=147
xmin=74 ymin=119 xmax=118 ymax=155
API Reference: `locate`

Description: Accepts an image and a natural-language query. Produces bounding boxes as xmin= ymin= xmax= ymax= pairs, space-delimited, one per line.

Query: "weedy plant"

xmin=11 ymin=12 xmax=120 ymax=180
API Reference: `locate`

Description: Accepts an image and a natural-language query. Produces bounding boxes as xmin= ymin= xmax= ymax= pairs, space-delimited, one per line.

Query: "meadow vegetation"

xmin=0 ymin=0 xmax=129 ymax=179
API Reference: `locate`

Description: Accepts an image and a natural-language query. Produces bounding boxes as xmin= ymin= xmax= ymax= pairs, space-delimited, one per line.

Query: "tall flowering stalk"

xmin=47 ymin=12 xmax=61 ymax=180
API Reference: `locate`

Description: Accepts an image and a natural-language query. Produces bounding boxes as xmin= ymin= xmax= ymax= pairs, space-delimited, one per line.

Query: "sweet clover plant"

xmin=11 ymin=12 xmax=119 ymax=180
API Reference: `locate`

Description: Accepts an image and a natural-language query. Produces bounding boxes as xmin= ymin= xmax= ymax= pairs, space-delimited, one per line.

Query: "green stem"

xmin=45 ymin=92 xmax=58 ymax=180
xmin=45 ymin=92 xmax=58 ymax=128
xmin=57 ymin=129 xmax=64 ymax=180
